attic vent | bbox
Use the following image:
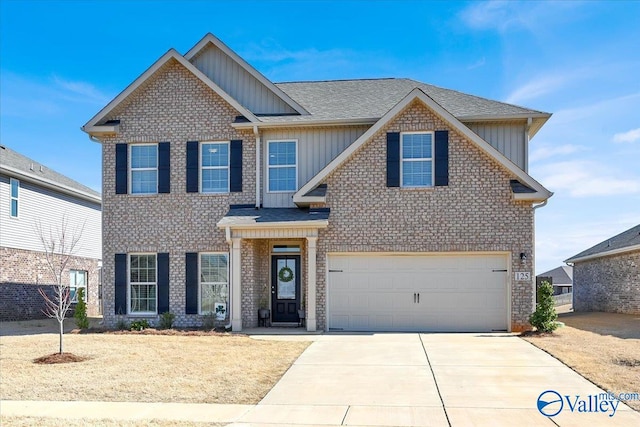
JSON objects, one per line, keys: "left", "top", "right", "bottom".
{"left": 39, "top": 165, "right": 44, "bottom": 172}
{"left": 29, "top": 163, "right": 34, "bottom": 170}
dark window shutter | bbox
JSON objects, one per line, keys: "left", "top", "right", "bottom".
{"left": 158, "top": 142, "right": 171, "bottom": 194}
{"left": 186, "top": 141, "right": 199, "bottom": 193}
{"left": 230, "top": 140, "right": 243, "bottom": 192}
{"left": 434, "top": 130, "right": 449, "bottom": 186}
{"left": 386, "top": 132, "right": 400, "bottom": 187}
{"left": 157, "top": 253, "right": 170, "bottom": 313}
{"left": 114, "top": 253, "right": 127, "bottom": 315}
{"left": 185, "top": 252, "right": 198, "bottom": 314}
{"left": 115, "top": 144, "right": 128, "bottom": 194}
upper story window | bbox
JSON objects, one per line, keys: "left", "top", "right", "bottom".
{"left": 69, "top": 270, "right": 87, "bottom": 303}
{"left": 130, "top": 144, "right": 158, "bottom": 194}
{"left": 10, "top": 178, "right": 19, "bottom": 217}
{"left": 268, "top": 140, "right": 297, "bottom": 192}
{"left": 129, "top": 253, "right": 157, "bottom": 314}
{"left": 201, "top": 142, "right": 229, "bottom": 193}
{"left": 401, "top": 132, "right": 433, "bottom": 187}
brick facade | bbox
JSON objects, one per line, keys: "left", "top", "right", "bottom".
{"left": 317, "top": 100, "right": 535, "bottom": 331}
{"left": 99, "top": 60, "right": 537, "bottom": 331}
{"left": 573, "top": 250, "right": 640, "bottom": 315}
{"left": 0, "top": 247, "right": 101, "bottom": 320}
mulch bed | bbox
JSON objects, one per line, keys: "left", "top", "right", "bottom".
{"left": 69, "top": 327, "right": 232, "bottom": 336}
{"left": 33, "top": 353, "right": 89, "bottom": 364}
{"left": 520, "top": 330, "right": 559, "bottom": 338}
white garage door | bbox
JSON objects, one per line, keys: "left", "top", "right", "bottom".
{"left": 328, "top": 253, "right": 509, "bottom": 332}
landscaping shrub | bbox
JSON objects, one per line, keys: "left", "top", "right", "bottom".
{"left": 73, "top": 288, "right": 90, "bottom": 329}
{"left": 129, "top": 319, "right": 150, "bottom": 331}
{"left": 529, "top": 280, "right": 558, "bottom": 332}
{"left": 159, "top": 312, "right": 175, "bottom": 329}
{"left": 202, "top": 312, "right": 216, "bottom": 330}
{"left": 115, "top": 318, "right": 129, "bottom": 330}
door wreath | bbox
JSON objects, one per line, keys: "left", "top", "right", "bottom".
{"left": 278, "top": 266, "right": 294, "bottom": 282}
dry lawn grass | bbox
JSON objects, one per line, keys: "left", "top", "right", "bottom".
{"left": 0, "top": 416, "right": 224, "bottom": 427}
{"left": 522, "top": 312, "right": 640, "bottom": 411}
{"left": 0, "top": 331, "right": 308, "bottom": 404}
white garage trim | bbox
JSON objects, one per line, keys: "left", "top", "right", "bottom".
{"left": 325, "top": 252, "right": 512, "bottom": 332}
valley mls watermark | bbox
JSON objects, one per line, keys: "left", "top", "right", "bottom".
{"left": 537, "top": 390, "right": 639, "bottom": 418}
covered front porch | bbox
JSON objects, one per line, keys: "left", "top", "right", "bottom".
{"left": 217, "top": 206, "right": 330, "bottom": 332}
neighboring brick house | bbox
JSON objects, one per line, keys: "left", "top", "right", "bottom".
{"left": 83, "top": 33, "right": 552, "bottom": 332}
{"left": 0, "top": 145, "right": 102, "bottom": 320}
{"left": 566, "top": 224, "right": 640, "bottom": 315}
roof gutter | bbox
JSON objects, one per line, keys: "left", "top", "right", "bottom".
{"left": 565, "top": 244, "right": 640, "bottom": 264}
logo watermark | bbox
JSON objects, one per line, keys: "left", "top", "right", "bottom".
{"left": 537, "top": 390, "right": 639, "bottom": 418}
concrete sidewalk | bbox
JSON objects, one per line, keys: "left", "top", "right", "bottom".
{"left": 2, "top": 333, "right": 639, "bottom": 426}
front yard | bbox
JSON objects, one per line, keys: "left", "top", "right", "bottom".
{"left": 0, "top": 325, "right": 309, "bottom": 405}
{"left": 522, "top": 311, "right": 640, "bottom": 411}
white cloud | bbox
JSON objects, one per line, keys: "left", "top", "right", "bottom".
{"left": 505, "top": 74, "right": 569, "bottom": 105}
{"left": 535, "top": 160, "right": 640, "bottom": 197}
{"left": 53, "top": 76, "right": 111, "bottom": 104}
{"left": 529, "top": 144, "right": 586, "bottom": 163}
{"left": 467, "top": 57, "right": 486, "bottom": 70}
{"left": 459, "top": 0, "right": 583, "bottom": 33}
{"left": 613, "top": 128, "right": 640, "bottom": 144}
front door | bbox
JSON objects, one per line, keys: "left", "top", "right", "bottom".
{"left": 271, "top": 255, "right": 301, "bottom": 323}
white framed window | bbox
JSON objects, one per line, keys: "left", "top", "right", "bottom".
{"left": 199, "top": 253, "right": 229, "bottom": 315}
{"left": 201, "top": 142, "right": 229, "bottom": 193}
{"left": 129, "top": 253, "right": 157, "bottom": 314}
{"left": 10, "top": 178, "right": 19, "bottom": 217}
{"left": 401, "top": 132, "right": 433, "bottom": 187}
{"left": 69, "top": 270, "right": 88, "bottom": 303}
{"left": 130, "top": 144, "right": 158, "bottom": 194}
{"left": 267, "top": 140, "right": 297, "bottom": 192}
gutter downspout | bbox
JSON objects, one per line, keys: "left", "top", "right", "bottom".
{"left": 254, "top": 125, "right": 261, "bottom": 209}
{"left": 225, "top": 226, "right": 232, "bottom": 330}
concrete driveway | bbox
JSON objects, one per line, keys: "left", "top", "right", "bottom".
{"left": 234, "top": 333, "right": 640, "bottom": 426}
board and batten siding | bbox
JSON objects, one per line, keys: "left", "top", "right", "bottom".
{"left": 262, "top": 126, "right": 369, "bottom": 207}
{"left": 190, "top": 44, "right": 297, "bottom": 115}
{"left": 0, "top": 174, "right": 101, "bottom": 260}
{"left": 464, "top": 121, "right": 527, "bottom": 171}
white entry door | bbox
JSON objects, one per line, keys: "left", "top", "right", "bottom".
{"left": 327, "top": 253, "right": 509, "bottom": 332}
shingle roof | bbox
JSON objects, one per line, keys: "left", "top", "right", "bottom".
{"left": 537, "top": 266, "right": 573, "bottom": 286}
{"left": 218, "top": 206, "right": 330, "bottom": 226}
{"left": 0, "top": 145, "right": 101, "bottom": 202}
{"left": 268, "top": 78, "right": 548, "bottom": 123}
{"left": 566, "top": 224, "right": 640, "bottom": 262}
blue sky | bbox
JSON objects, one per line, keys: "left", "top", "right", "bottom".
{"left": 1, "top": 0, "right": 639, "bottom": 273}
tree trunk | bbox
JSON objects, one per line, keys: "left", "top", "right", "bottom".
{"left": 59, "top": 319, "right": 64, "bottom": 354}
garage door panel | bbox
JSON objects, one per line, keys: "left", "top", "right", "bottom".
{"left": 328, "top": 253, "right": 508, "bottom": 332}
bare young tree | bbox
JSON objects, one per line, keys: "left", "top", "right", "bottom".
{"left": 35, "top": 215, "right": 85, "bottom": 354}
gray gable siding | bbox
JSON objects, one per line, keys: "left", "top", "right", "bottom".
{"left": 262, "top": 126, "right": 369, "bottom": 207}
{"left": 466, "top": 121, "right": 527, "bottom": 170}
{"left": 191, "top": 44, "right": 298, "bottom": 115}
{"left": 0, "top": 174, "right": 101, "bottom": 260}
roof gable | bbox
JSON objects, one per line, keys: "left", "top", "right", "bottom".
{"left": 83, "top": 49, "right": 258, "bottom": 134}
{"left": 537, "top": 265, "right": 573, "bottom": 285}
{"left": 566, "top": 224, "right": 640, "bottom": 263}
{"left": 185, "top": 33, "right": 309, "bottom": 116}
{"left": 294, "top": 88, "right": 552, "bottom": 204}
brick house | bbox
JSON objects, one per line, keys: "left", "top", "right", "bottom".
{"left": 0, "top": 145, "right": 102, "bottom": 320}
{"left": 83, "top": 33, "right": 552, "bottom": 332}
{"left": 566, "top": 224, "right": 640, "bottom": 315}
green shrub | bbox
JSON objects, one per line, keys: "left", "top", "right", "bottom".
{"left": 159, "top": 312, "right": 175, "bottom": 329}
{"left": 130, "top": 319, "right": 150, "bottom": 331}
{"left": 73, "top": 288, "right": 90, "bottom": 329}
{"left": 529, "top": 280, "right": 558, "bottom": 332}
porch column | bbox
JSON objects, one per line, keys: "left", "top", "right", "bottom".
{"left": 306, "top": 236, "right": 317, "bottom": 332}
{"left": 231, "top": 237, "right": 242, "bottom": 331}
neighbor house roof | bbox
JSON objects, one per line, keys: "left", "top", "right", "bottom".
{"left": 267, "top": 79, "right": 549, "bottom": 137}
{"left": 0, "top": 145, "right": 101, "bottom": 203}
{"left": 537, "top": 265, "right": 573, "bottom": 286}
{"left": 565, "top": 224, "right": 640, "bottom": 263}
